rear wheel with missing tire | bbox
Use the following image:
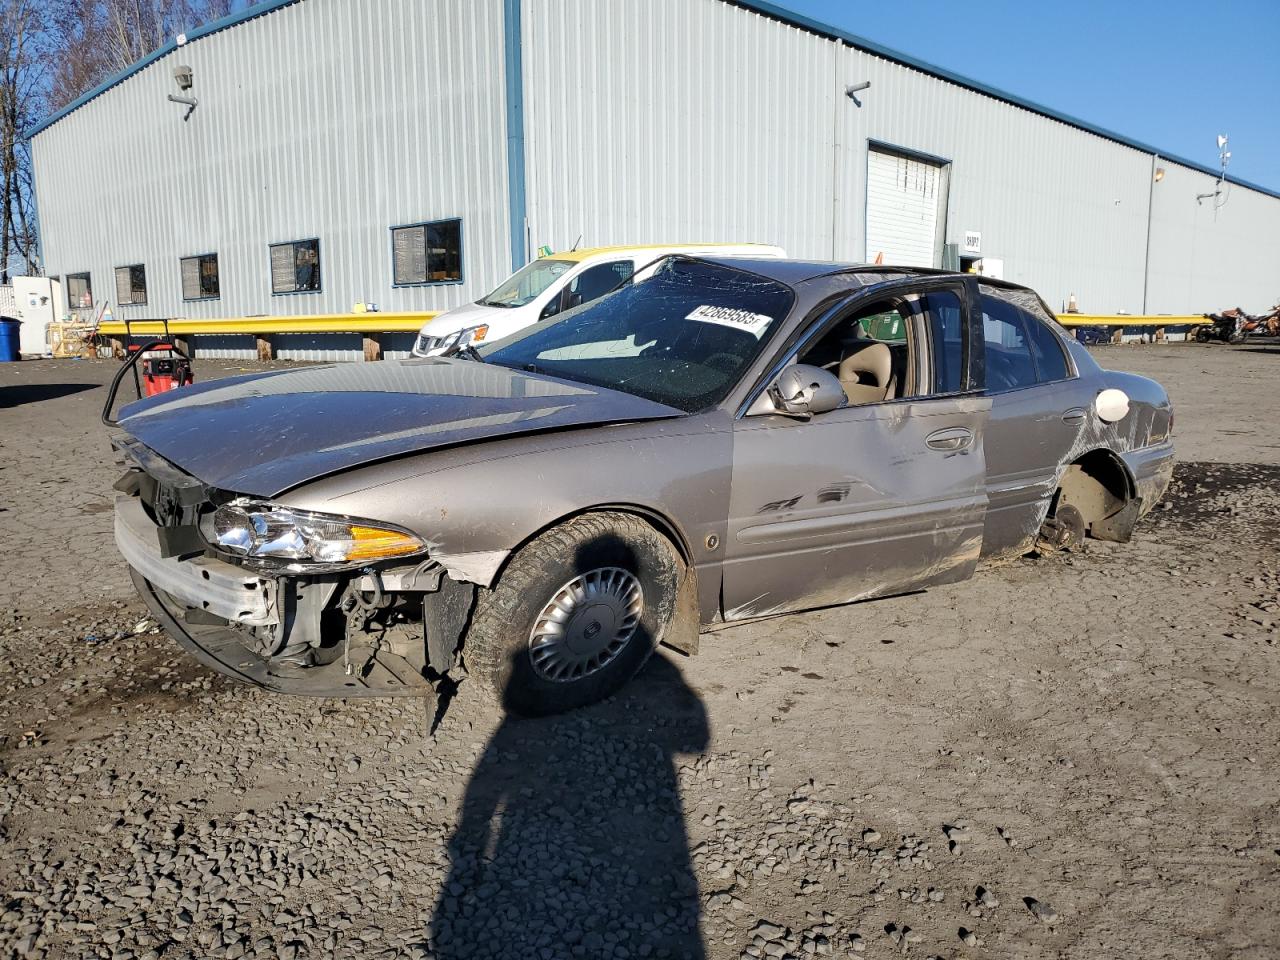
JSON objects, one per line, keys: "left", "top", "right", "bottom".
{"left": 462, "top": 512, "right": 682, "bottom": 716}
{"left": 1037, "top": 501, "right": 1086, "bottom": 552}
{"left": 1039, "top": 458, "right": 1135, "bottom": 552}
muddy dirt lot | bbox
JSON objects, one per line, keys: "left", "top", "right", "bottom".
{"left": 1, "top": 344, "right": 1278, "bottom": 960}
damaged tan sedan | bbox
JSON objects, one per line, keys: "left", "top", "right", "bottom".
{"left": 111, "top": 257, "right": 1174, "bottom": 714}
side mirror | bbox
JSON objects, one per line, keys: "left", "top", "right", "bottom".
{"left": 768, "top": 364, "right": 847, "bottom": 418}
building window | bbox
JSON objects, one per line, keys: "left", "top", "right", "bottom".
{"left": 114, "top": 264, "right": 147, "bottom": 305}
{"left": 66, "top": 272, "right": 92, "bottom": 308}
{"left": 180, "top": 253, "right": 220, "bottom": 301}
{"left": 269, "top": 238, "right": 321, "bottom": 294}
{"left": 391, "top": 218, "right": 462, "bottom": 285}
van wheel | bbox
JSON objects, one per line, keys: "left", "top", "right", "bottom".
{"left": 462, "top": 512, "right": 682, "bottom": 716}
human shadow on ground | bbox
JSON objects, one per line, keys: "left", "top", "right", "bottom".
{"left": 429, "top": 654, "right": 710, "bottom": 958}
{"left": 0, "top": 382, "right": 97, "bottom": 408}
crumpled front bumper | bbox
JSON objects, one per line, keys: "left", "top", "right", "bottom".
{"left": 117, "top": 494, "right": 432, "bottom": 698}
{"left": 115, "top": 495, "right": 277, "bottom": 625}
{"left": 130, "top": 570, "right": 431, "bottom": 697}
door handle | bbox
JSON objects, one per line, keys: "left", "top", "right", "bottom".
{"left": 925, "top": 427, "right": 973, "bottom": 451}
{"left": 1061, "top": 407, "right": 1088, "bottom": 424}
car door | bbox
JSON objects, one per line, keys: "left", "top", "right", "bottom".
{"left": 973, "top": 283, "right": 1095, "bottom": 557}
{"left": 720, "top": 279, "right": 991, "bottom": 620}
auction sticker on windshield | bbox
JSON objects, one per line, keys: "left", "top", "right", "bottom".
{"left": 685, "top": 304, "right": 773, "bottom": 338}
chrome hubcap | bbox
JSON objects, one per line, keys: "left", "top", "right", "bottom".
{"left": 528, "top": 567, "right": 643, "bottom": 682}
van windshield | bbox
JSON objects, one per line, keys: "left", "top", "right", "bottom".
{"left": 481, "top": 258, "right": 794, "bottom": 413}
{"left": 479, "top": 259, "right": 574, "bottom": 308}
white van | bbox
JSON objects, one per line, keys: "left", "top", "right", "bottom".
{"left": 411, "top": 243, "right": 785, "bottom": 357}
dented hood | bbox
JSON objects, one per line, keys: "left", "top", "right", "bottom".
{"left": 116, "top": 358, "right": 681, "bottom": 497}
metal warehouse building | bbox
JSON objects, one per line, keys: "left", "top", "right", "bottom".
{"left": 29, "top": 0, "right": 1280, "bottom": 352}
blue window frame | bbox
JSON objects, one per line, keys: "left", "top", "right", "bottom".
{"left": 180, "top": 253, "right": 220, "bottom": 301}
{"left": 391, "top": 218, "right": 463, "bottom": 286}
{"left": 114, "top": 264, "right": 148, "bottom": 305}
{"left": 66, "top": 271, "right": 92, "bottom": 309}
{"left": 269, "top": 238, "right": 321, "bottom": 295}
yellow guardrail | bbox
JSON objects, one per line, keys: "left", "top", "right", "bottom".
{"left": 98, "top": 311, "right": 1201, "bottom": 337}
{"left": 94, "top": 309, "right": 1203, "bottom": 360}
{"left": 97, "top": 312, "right": 439, "bottom": 337}
{"left": 1054, "top": 315, "right": 1201, "bottom": 327}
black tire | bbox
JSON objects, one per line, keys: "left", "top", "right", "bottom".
{"left": 463, "top": 511, "right": 682, "bottom": 716}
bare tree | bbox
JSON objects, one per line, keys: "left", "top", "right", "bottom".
{"left": 48, "top": 0, "right": 105, "bottom": 110}
{"left": 0, "top": 0, "right": 236, "bottom": 281}
{"left": 50, "top": 0, "right": 234, "bottom": 109}
{"left": 1, "top": 0, "right": 48, "bottom": 282}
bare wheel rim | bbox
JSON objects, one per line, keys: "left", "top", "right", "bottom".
{"left": 528, "top": 566, "right": 644, "bottom": 682}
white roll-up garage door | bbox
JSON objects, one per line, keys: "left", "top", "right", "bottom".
{"left": 865, "top": 148, "right": 945, "bottom": 268}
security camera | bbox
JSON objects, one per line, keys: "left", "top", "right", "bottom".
{"left": 174, "top": 65, "right": 193, "bottom": 91}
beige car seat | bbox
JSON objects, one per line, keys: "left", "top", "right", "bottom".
{"left": 838, "top": 341, "right": 893, "bottom": 404}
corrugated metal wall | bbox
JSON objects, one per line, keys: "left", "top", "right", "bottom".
{"left": 523, "top": 0, "right": 1278, "bottom": 315}
{"left": 30, "top": 0, "right": 1280, "bottom": 330}
{"left": 521, "top": 0, "right": 838, "bottom": 263}
{"left": 31, "top": 0, "right": 510, "bottom": 322}
{"left": 1145, "top": 162, "right": 1280, "bottom": 315}
{"left": 833, "top": 44, "right": 1152, "bottom": 313}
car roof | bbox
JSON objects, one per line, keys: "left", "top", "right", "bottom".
{"left": 537, "top": 243, "right": 783, "bottom": 264}
{"left": 695, "top": 256, "right": 970, "bottom": 286}
{"left": 703, "top": 256, "right": 1050, "bottom": 300}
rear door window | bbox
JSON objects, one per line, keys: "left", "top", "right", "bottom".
{"left": 979, "top": 295, "right": 1038, "bottom": 392}
{"left": 1023, "top": 313, "right": 1070, "bottom": 382}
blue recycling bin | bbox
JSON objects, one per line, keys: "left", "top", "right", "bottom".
{"left": 0, "top": 318, "right": 20, "bottom": 361}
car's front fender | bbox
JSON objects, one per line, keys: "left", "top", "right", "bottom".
{"left": 281, "top": 413, "right": 734, "bottom": 619}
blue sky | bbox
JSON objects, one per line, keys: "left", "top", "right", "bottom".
{"left": 781, "top": 0, "right": 1280, "bottom": 191}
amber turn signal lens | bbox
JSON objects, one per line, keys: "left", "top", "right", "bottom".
{"left": 346, "top": 526, "right": 425, "bottom": 561}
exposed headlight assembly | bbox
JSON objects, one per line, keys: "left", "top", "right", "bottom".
{"left": 202, "top": 501, "right": 425, "bottom": 571}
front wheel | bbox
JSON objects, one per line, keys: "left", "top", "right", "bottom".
{"left": 462, "top": 512, "right": 682, "bottom": 716}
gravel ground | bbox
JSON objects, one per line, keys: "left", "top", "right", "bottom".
{"left": 1, "top": 344, "right": 1278, "bottom": 960}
